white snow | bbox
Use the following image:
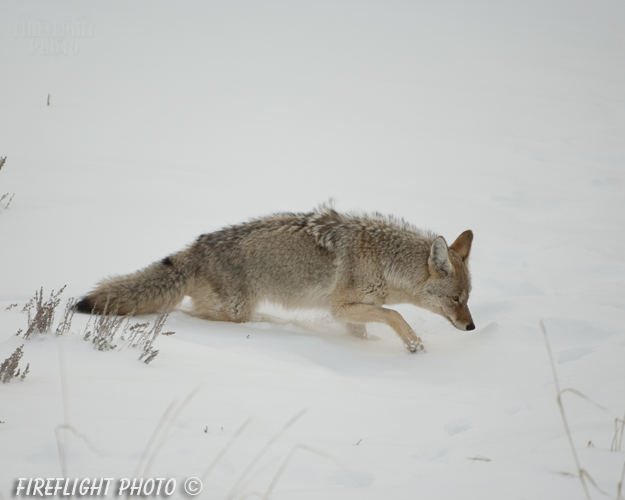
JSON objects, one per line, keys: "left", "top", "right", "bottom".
{"left": 1, "top": 1, "right": 624, "bottom": 499}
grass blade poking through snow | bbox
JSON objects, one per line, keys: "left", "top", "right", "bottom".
{"left": 21, "top": 286, "right": 66, "bottom": 339}
{"left": 83, "top": 304, "right": 174, "bottom": 363}
{"left": 140, "top": 385, "right": 202, "bottom": 479}
{"left": 541, "top": 320, "right": 592, "bottom": 499}
{"left": 0, "top": 345, "right": 29, "bottom": 383}
{"left": 0, "top": 156, "right": 15, "bottom": 209}
{"left": 542, "top": 320, "right": 625, "bottom": 499}
{"left": 200, "top": 417, "right": 254, "bottom": 484}
{"left": 56, "top": 298, "right": 78, "bottom": 336}
{"left": 132, "top": 400, "right": 177, "bottom": 481}
{"left": 225, "top": 409, "right": 308, "bottom": 500}
{"left": 262, "top": 444, "right": 357, "bottom": 500}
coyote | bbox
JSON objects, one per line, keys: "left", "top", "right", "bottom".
{"left": 76, "top": 205, "right": 474, "bottom": 352}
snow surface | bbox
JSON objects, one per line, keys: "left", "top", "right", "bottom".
{"left": 1, "top": 1, "right": 625, "bottom": 499}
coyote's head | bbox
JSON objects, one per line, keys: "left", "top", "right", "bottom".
{"left": 424, "top": 230, "right": 475, "bottom": 331}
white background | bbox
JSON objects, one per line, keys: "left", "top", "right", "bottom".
{"left": 1, "top": 1, "right": 624, "bottom": 499}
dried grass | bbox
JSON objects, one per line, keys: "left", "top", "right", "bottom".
{"left": 0, "top": 156, "right": 15, "bottom": 209}
{"left": 15, "top": 286, "right": 173, "bottom": 364}
{"left": 541, "top": 320, "right": 625, "bottom": 500}
{"left": 55, "top": 298, "right": 78, "bottom": 336}
{"left": 21, "top": 286, "right": 66, "bottom": 339}
{"left": 83, "top": 302, "right": 173, "bottom": 363}
{"left": 83, "top": 306, "right": 124, "bottom": 351}
{"left": 0, "top": 345, "right": 29, "bottom": 383}
{"left": 225, "top": 409, "right": 308, "bottom": 500}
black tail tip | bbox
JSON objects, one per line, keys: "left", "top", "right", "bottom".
{"left": 75, "top": 297, "right": 94, "bottom": 314}
{"left": 466, "top": 323, "right": 476, "bottom": 331}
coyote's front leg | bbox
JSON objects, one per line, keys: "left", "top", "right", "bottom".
{"left": 332, "top": 303, "right": 425, "bottom": 353}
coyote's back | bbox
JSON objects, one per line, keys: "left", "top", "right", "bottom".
{"left": 77, "top": 205, "right": 475, "bottom": 352}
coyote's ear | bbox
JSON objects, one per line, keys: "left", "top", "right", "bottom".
{"left": 450, "top": 230, "right": 473, "bottom": 262}
{"left": 429, "top": 236, "right": 452, "bottom": 276}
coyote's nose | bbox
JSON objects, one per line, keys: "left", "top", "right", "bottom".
{"left": 466, "top": 323, "right": 475, "bottom": 331}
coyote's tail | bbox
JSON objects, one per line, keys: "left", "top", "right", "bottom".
{"left": 75, "top": 252, "right": 193, "bottom": 315}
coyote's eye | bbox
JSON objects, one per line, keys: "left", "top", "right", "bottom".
{"left": 452, "top": 296, "right": 459, "bottom": 302}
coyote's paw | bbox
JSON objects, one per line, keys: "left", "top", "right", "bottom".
{"left": 405, "top": 337, "right": 425, "bottom": 354}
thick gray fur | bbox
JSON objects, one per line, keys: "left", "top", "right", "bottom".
{"left": 77, "top": 204, "right": 475, "bottom": 352}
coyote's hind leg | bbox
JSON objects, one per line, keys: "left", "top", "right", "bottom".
{"left": 189, "top": 283, "right": 255, "bottom": 323}
{"left": 347, "top": 322, "right": 370, "bottom": 339}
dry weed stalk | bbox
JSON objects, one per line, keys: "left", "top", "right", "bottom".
{"left": 135, "top": 386, "right": 201, "bottom": 479}
{"left": 200, "top": 417, "right": 254, "bottom": 484}
{"left": 84, "top": 302, "right": 173, "bottom": 363}
{"left": 0, "top": 193, "right": 15, "bottom": 209}
{"left": 261, "top": 443, "right": 355, "bottom": 500}
{"left": 138, "top": 311, "right": 174, "bottom": 364}
{"left": 119, "top": 309, "right": 174, "bottom": 363}
{"left": 618, "top": 462, "right": 625, "bottom": 500}
{"left": 541, "top": 321, "right": 625, "bottom": 500}
{"left": 56, "top": 298, "right": 78, "bottom": 336}
{"left": 613, "top": 411, "right": 625, "bottom": 454}
{"left": 83, "top": 308, "right": 124, "bottom": 351}
{"left": 22, "top": 286, "right": 67, "bottom": 339}
{"left": 226, "top": 409, "right": 308, "bottom": 500}
{"left": 1, "top": 345, "right": 29, "bottom": 383}
{"left": 121, "top": 320, "right": 150, "bottom": 346}
{"left": 556, "top": 386, "right": 625, "bottom": 454}
{"left": 0, "top": 156, "right": 15, "bottom": 209}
